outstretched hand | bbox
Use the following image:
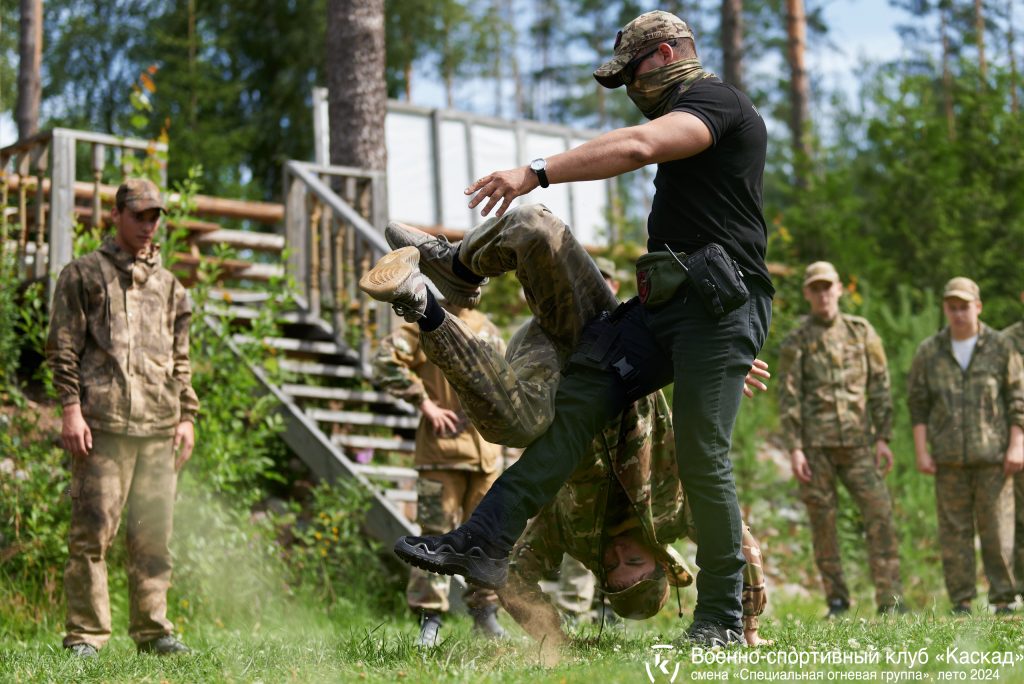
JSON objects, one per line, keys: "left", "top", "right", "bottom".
{"left": 743, "top": 359, "right": 771, "bottom": 398}
{"left": 465, "top": 166, "right": 539, "bottom": 218}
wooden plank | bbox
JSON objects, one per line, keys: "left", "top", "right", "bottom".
{"left": 232, "top": 335, "right": 356, "bottom": 360}
{"left": 384, "top": 489, "right": 417, "bottom": 503}
{"left": 331, "top": 434, "right": 416, "bottom": 452}
{"left": 278, "top": 359, "right": 358, "bottom": 379}
{"left": 195, "top": 229, "right": 285, "bottom": 251}
{"left": 306, "top": 408, "right": 420, "bottom": 430}
{"left": 352, "top": 464, "right": 419, "bottom": 482}
{"left": 281, "top": 383, "right": 416, "bottom": 410}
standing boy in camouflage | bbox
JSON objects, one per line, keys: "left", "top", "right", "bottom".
{"left": 361, "top": 213, "right": 771, "bottom": 647}
{"left": 777, "top": 261, "right": 903, "bottom": 617}
{"left": 1002, "top": 293, "right": 1024, "bottom": 599}
{"left": 373, "top": 303, "right": 507, "bottom": 646}
{"left": 908, "top": 277, "right": 1024, "bottom": 614}
{"left": 47, "top": 179, "right": 198, "bottom": 657}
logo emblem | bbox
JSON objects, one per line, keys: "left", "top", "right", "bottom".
{"left": 637, "top": 269, "right": 651, "bottom": 304}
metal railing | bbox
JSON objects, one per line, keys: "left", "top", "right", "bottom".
{"left": 0, "top": 128, "right": 167, "bottom": 297}
{"left": 283, "top": 159, "right": 395, "bottom": 375}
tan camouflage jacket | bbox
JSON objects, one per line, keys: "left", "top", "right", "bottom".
{"left": 777, "top": 313, "right": 893, "bottom": 451}
{"left": 509, "top": 390, "right": 766, "bottom": 627}
{"left": 908, "top": 324, "right": 1024, "bottom": 465}
{"left": 373, "top": 307, "right": 504, "bottom": 472}
{"left": 1004, "top": 321, "right": 1024, "bottom": 358}
{"left": 46, "top": 238, "right": 199, "bottom": 437}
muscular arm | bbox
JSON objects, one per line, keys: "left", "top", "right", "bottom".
{"left": 467, "top": 113, "right": 713, "bottom": 217}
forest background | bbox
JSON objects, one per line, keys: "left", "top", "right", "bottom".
{"left": 1, "top": 0, "right": 1024, "bottom": 681}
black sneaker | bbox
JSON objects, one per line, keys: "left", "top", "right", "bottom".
{"left": 951, "top": 602, "right": 971, "bottom": 616}
{"left": 394, "top": 527, "right": 509, "bottom": 590}
{"left": 685, "top": 619, "right": 744, "bottom": 648}
{"left": 137, "top": 635, "right": 191, "bottom": 655}
{"left": 826, "top": 598, "right": 850, "bottom": 619}
{"left": 993, "top": 604, "right": 1015, "bottom": 616}
{"left": 66, "top": 642, "right": 98, "bottom": 658}
{"left": 469, "top": 604, "right": 507, "bottom": 640}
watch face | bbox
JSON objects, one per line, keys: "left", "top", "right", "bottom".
{"left": 531, "top": 158, "right": 545, "bottom": 172}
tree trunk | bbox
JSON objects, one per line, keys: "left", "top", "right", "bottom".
{"left": 721, "top": 0, "right": 745, "bottom": 91}
{"left": 16, "top": 0, "right": 43, "bottom": 140}
{"left": 785, "top": 0, "right": 811, "bottom": 183}
{"left": 326, "top": 0, "right": 388, "bottom": 171}
{"left": 941, "top": 4, "right": 956, "bottom": 140}
{"left": 974, "top": 0, "right": 986, "bottom": 78}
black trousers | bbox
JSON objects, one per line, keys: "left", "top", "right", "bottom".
{"left": 467, "top": 281, "right": 772, "bottom": 628}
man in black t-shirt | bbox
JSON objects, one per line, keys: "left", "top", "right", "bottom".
{"left": 382, "top": 10, "right": 773, "bottom": 648}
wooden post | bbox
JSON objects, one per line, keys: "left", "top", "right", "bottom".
{"left": 284, "top": 170, "right": 310, "bottom": 307}
{"left": 49, "top": 130, "right": 76, "bottom": 302}
{"left": 16, "top": 153, "right": 29, "bottom": 268}
{"left": 309, "top": 196, "right": 322, "bottom": 318}
{"left": 92, "top": 143, "right": 105, "bottom": 231}
{"left": 31, "top": 143, "right": 48, "bottom": 279}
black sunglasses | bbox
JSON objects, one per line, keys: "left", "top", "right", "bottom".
{"left": 621, "top": 39, "right": 677, "bottom": 85}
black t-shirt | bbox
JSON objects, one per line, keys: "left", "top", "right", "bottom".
{"left": 646, "top": 77, "right": 773, "bottom": 291}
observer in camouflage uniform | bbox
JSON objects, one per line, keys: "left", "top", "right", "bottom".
{"left": 410, "top": 208, "right": 766, "bottom": 640}
{"left": 777, "top": 263, "right": 903, "bottom": 611}
{"left": 1002, "top": 319, "right": 1024, "bottom": 595}
{"left": 909, "top": 299, "right": 1024, "bottom": 608}
{"left": 46, "top": 184, "right": 199, "bottom": 650}
{"left": 373, "top": 306, "right": 505, "bottom": 616}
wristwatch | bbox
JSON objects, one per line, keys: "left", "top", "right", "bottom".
{"left": 529, "top": 158, "right": 550, "bottom": 188}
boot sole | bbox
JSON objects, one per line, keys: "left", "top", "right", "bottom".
{"left": 358, "top": 247, "right": 421, "bottom": 301}
{"left": 394, "top": 536, "right": 509, "bottom": 590}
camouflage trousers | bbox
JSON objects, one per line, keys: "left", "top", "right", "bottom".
{"left": 551, "top": 554, "right": 596, "bottom": 617}
{"left": 407, "top": 469, "right": 500, "bottom": 613}
{"left": 935, "top": 464, "right": 1016, "bottom": 606}
{"left": 798, "top": 446, "right": 903, "bottom": 608}
{"left": 64, "top": 430, "right": 177, "bottom": 649}
{"left": 421, "top": 204, "right": 616, "bottom": 448}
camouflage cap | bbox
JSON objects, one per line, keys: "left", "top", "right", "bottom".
{"left": 116, "top": 178, "right": 166, "bottom": 213}
{"left": 593, "top": 11, "right": 694, "bottom": 89}
{"left": 604, "top": 567, "right": 670, "bottom": 620}
{"left": 594, "top": 256, "right": 627, "bottom": 283}
{"left": 943, "top": 276, "right": 980, "bottom": 302}
{"left": 802, "top": 261, "right": 841, "bottom": 287}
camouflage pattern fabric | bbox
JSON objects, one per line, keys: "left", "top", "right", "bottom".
{"left": 406, "top": 469, "right": 500, "bottom": 613}
{"left": 64, "top": 431, "right": 177, "bottom": 648}
{"left": 777, "top": 313, "right": 893, "bottom": 451}
{"left": 46, "top": 237, "right": 199, "bottom": 436}
{"left": 741, "top": 526, "right": 766, "bottom": 631}
{"left": 552, "top": 554, "right": 596, "bottom": 617}
{"left": 374, "top": 306, "right": 503, "bottom": 472}
{"left": 907, "top": 323, "right": 1024, "bottom": 465}
{"left": 934, "top": 464, "right": 1016, "bottom": 606}
{"left": 797, "top": 447, "right": 903, "bottom": 608}
{"left": 1001, "top": 320, "right": 1024, "bottom": 593}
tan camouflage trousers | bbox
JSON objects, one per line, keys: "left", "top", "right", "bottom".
{"left": 407, "top": 469, "right": 500, "bottom": 613}
{"left": 935, "top": 464, "right": 1016, "bottom": 606}
{"left": 64, "top": 430, "right": 177, "bottom": 649}
{"left": 798, "top": 446, "right": 903, "bottom": 608}
{"left": 420, "top": 204, "right": 616, "bottom": 448}
{"left": 552, "top": 553, "right": 596, "bottom": 617}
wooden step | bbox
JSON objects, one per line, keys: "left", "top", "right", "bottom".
{"left": 352, "top": 464, "right": 419, "bottom": 482}
{"left": 383, "top": 489, "right": 416, "bottom": 503}
{"left": 232, "top": 335, "right": 356, "bottom": 361}
{"left": 331, "top": 434, "right": 416, "bottom": 453}
{"left": 194, "top": 228, "right": 285, "bottom": 252}
{"left": 278, "top": 359, "right": 358, "bottom": 379}
{"left": 207, "top": 304, "right": 324, "bottom": 327}
{"left": 281, "top": 383, "right": 415, "bottom": 412}
{"left": 306, "top": 408, "right": 420, "bottom": 430}
{"left": 208, "top": 288, "right": 274, "bottom": 304}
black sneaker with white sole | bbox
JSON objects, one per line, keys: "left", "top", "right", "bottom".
{"left": 685, "top": 619, "right": 744, "bottom": 648}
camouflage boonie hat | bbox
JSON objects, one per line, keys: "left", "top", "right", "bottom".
{"left": 943, "top": 276, "right": 980, "bottom": 302}
{"left": 604, "top": 567, "right": 670, "bottom": 620}
{"left": 803, "top": 261, "right": 841, "bottom": 287}
{"left": 116, "top": 178, "right": 166, "bottom": 213}
{"left": 593, "top": 11, "right": 694, "bottom": 89}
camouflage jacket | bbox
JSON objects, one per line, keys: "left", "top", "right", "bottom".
{"left": 46, "top": 238, "right": 199, "bottom": 437}
{"left": 373, "top": 307, "right": 504, "bottom": 472}
{"left": 777, "top": 313, "right": 893, "bottom": 451}
{"left": 908, "top": 324, "right": 1024, "bottom": 465}
{"left": 1004, "top": 321, "right": 1024, "bottom": 358}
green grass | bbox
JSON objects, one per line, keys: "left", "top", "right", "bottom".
{"left": 4, "top": 598, "right": 1024, "bottom": 683}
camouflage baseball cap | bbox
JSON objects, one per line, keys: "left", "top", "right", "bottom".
{"left": 116, "top": 178, "right": 166, "bottom": 213}
{"left": 942, "top": 276, "right": 980, "bottom": 302}
{"left": 604, "top": 567, "right": 670, "bottom": 620}
{"left": 803, "top": 261, "right": 841, "bottom": 287}
{"left": 593, "top": 11, "right": 694, "bottom": 89}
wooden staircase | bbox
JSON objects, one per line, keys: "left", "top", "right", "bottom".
{"left": 1, "top": 128, "right": 431, "bottom": 548}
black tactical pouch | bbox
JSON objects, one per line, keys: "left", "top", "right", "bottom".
{"left": 679, "top": 243, "right": 749, "bottom": 318}
{"left": 567, "top": 298, "right": 672, "bottom": 403}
